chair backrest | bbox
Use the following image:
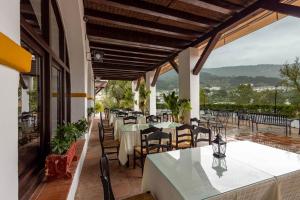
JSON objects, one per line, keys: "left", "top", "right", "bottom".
{"left": 117, "top": 111, "right": 128, "bottom": 117}
{"left": 216, "top": 111, "right": 230, "bottom": 125}
{"left": 100, "top": 154, "right": 115, "bottom": 200}
{"left": 162, "top": 113, "right": 169, "bottom": 122}
{"left": 190, "top": 117, "right": 200, "bottom": 126}
{"left": 191, "top": 126, "right": 211, "bottom": 147}
{"left": 145, "top": 131, "right": 172, "bottom": 154}
{"left": 123, "top": 116, "right": 138, "bottom": 125}
{"left": 98, "top": 123, "right": 105, "bottom": 154}
{"left": 146, "top": 115, "right": 161, "bottom": 123}
{"left": 140, "top": 127, "right": 162, "bottom": 156}
{"left": 132, "top": 111, "right": 143, "bottom": 117}
{"left": 175, "top": 124, "right": 193, "bottom": 149}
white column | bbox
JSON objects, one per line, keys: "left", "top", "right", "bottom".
{"left": 57, "top": 0, "right": 88, "bottom": 122}
{"left": 87, "top": 62, "right": 94, "bottom": 108}
{"left": 132, "top": 81, "right": 139, "bottom": 111}
{"left": 178, "top": 47, "right": 201, "bottom": 122}
{"left": 146, "top": 71, "right": 156, "bottom": 115}
{"left": 0, "top": 0, "right": 19, "bottom": 199}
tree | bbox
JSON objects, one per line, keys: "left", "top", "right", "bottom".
{"left": 280, "top": 57, "right": 300, "bottom": 93}
{"left": 231, "top": 84, "right": 255, "bottom": 104}
{"left": 139, "top": 82, "right": 151, "bottom": 114}
{"left": 200, "top": 88, "right": 209, "bottom": 105}
{"left": 103, "top": 80, "right": 134, "bottom": 109}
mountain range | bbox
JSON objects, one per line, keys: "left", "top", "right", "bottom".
{"left": 157, "top": 64, "right": 283, "bottom": 91}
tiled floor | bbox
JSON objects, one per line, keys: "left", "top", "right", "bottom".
{"left": 75, "top": 118, "right": 300, "bottom": 200}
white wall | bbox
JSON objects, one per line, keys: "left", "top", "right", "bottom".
{"left": 0, "top": 0, "right": 20, "bottom": 199}
{"left": 178, "top": 47, "right": 201, "bottom": 122}
{"left": 57, "top": 0, "right": 89, "bottom": 122}
{"left": 146, "top": 71, "right": 156, "bottom": 115}
{"left": 132, "top": 81, "right": 139, "bottom": 111}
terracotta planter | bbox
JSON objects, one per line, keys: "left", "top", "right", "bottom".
{"left": 45, "top": 141, "right": 78, "bottom": 180}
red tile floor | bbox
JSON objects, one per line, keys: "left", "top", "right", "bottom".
{"left": 75, "top": 118, "right": 300, "bottom": 200}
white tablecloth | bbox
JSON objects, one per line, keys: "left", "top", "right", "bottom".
{"left": 118, "top": 122, "right": 181, "bottom": 165}
{"left": 142, "top": 141, "right": 300, "bottom": 200}
{"left": 113, "top": 116, "right": 146, "bottom": 140}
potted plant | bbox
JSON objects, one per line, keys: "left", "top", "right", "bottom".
{"left": 163, "top": 91, "right": 192, "bottom": 123}
{"left": 45, "top": 120, "right": 86, "bottom": 179}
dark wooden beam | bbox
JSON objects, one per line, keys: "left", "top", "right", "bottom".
{"left": 88, "top": 35, "right": 180, "bottom": 52}
{"left": 151, "top": 67, "right": 162, "bottom": 87}
{"left": 193, "top": 0, "right": 244, "bottom": 13}
{"left": 193, "top": 32, "right": 222, "bottom": 75}
{"left": 88, "top": 0, "right": 220, "bottom": 28}
{"left": 262, "top": 2, "right": 300, "bottom": 19}
{"left": 169, "top": 59, "right": 179, "bottom": 73}
{"left": 102, "top": 61, "right": 152, "bottom": 68}
{"left": 92, "top": 63, "right": 151, "bottom": 71}
{"left": 84, "top": 9, "right": 202, "bottom": 40}
{"left": 103, "top": 57, "right": 158, "bottom": 65}
{"left": 190, "top": 0, "right": 266, "bottom": 47}
{"left": 90, "top": 43, "right": 170, "bottom": 57}
{"left": 87, "top": 24, "right": 189, "bottom": 51}
{"left": 103, "top": 53, "right": 161, "bottom": 62}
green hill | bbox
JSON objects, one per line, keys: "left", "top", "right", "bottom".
{"left": 157, "top": 64, "right": 282, "bottom": 91}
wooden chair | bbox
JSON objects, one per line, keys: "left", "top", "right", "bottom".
{"left": 146, "top": 115, "right": 161, "bottom": 123}
{"left": 133, "top": 127, "right": 162, "bottom": 171}
{"left": 192, "top": 126, "right": 212, "bottom": 147}
{"left": 123, "top": 116, "right": 138, "bottom": 125}
{"left": 100, "top": 112, "right": 114, "bottom": 140}
{"left": 190, "top": 117, "right": 207, "bottom": 127}
{"left": 98, "top": 123, "right": 119, "bottom": 161}
{"left": 145, "top": 131, "right": 172, "bottom": 154}
{"left": 100, "top": 154, "right": 154, "bottom": 200}
{"left": 104, "top": 108, "right": 110, "bottom": 120}
{"left": 117, "top": 111, "right": 128, "bottom": 117}
{"left": 132, "top": 111, "right": 143, "bottom": 117}
{"left": 172, "top": 124, "right": 193, "bottom": 150}
{"left": 162, "top": 113, "right": 169, "bottom": 122}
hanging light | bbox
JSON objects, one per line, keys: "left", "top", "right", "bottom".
{"left": 212, "top": 133, "right": 226, "bottom": 158}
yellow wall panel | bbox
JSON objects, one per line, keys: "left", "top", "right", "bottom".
{"left": 0, "top": 32, "right": 32, "bottom": 72}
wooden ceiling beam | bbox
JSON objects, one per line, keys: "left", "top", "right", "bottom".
{"left": 102, "top": 57, "right": 158, "bottom": 65}
{"left": 87, "top": 24, "right": 189, "bottom": 50}
{"left": 151, "top": 66, "right": 162, "bottom": 87}
{"left": 193, "top": 0, "right": 244, "bottom": 13}
{"left": 169, "top": 59, "right": 179, "bottom": 73}
{"left": 102, "top": 61, "right": 152, "bottom": 68}
{"left": 88, "top": 35, "right": 180, "bottom": 52}
{"left": 190, "top": 0, "right": 267, "bottom": 47}
{"left": 92, "top": 63, "right": 151, "bottom": 71}
{"left": 88, "top": 0, "right": 220, "bottom": 28}
{"left": 103, "top": 53, "right": 161, "bottom": 62}
{"left": 85, "top": 9, "right": 202, "bottom": 40}
{"left": 262, "top": 2, "right": 300, "bottom": 19}
{"left": 193, "top": 32, "right": 222, "bottom": 75}
{"left": 90, "top": 43, "right": 170, "bottom": 58}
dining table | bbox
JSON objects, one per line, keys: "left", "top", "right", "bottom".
{"left": 112, "top": 116, "right": 146, "bottom": 140}
{"left": 142, "top": 141, "right": 300, "bottom": 200}
{"left": 118, "top": 122, "right": 182, "bottom": 165}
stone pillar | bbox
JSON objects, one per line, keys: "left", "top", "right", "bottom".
{"left": 145, "top": 71, "right": 156, "bottom": 115}
{"left": 57, "top": 0, "right": 88, "bottom": 122}
{"left": 0, "top": 0, "right": 20, "bottom": 198}
{"left": 178, "top": 47, "right": 201, "bottom": 122}
{"left": 132, "top": 80, "right": 139, "bottom": 111}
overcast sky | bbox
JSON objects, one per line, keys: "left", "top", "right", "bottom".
{"left": 204, "top": 16, "right": 300, "bottom": 69}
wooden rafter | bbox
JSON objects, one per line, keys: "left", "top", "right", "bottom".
{"left": 169, "top": 59, "right": 179, "bottom": 73}
{"left": 84, "top": 9, "right": 202, "bottom": 40}
{"left": 88, "top": 0, "right": 220, "bottom": 28}
{"left": 92, "top": 63, "right": 151, "bottom": 71}
{"left": 262, "top": 2, "right": 300, "bottom": 19}
{"left": 151, "top": 66, "right": 162, "bottom": 87}
{"left": 193, "top": 32, "right": 222, "bottom": 75}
